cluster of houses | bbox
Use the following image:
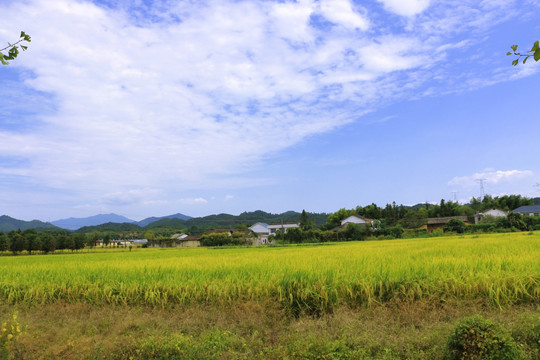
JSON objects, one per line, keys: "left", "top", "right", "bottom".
{"left": 142, "top": 205, "right": 540, "bottom": 248}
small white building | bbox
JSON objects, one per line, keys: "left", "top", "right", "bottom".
{"left": 248, "top": 222, "right": 269, "bottom": 234}
{"left": 248, "top": 222, "right": 300, "bottom": 245}
{"left": 267, "top": 222, "right": 299, "bottom": 235}
{"left": 340, "top": 214, "right": 371, "bottom": 226}
{"left": 474, "top": 209, "right": 507, "bottom": 224}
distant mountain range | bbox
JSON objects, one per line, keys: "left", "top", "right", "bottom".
{"left": 0, "top": 215, "right": 59, "bottom": 232}
{"left": 73, "top": 210, "right": 328, "bottom": 234}
{"left": 0, "top": 210, "right": 326, "bottom": 233}
{"left": 136, "top": 213, "right": 192, "bottom": 227}
{"left": 51, "top": 212, "right": 192, "bottom": 230}
{"left": 51, "top": 213, "right": 136, "bottom": 230}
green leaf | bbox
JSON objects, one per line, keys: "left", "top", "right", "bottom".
{"left": 511, "top": 45, "right": 518, "bottom": 51}
{"left": 8, "top": 47, "right": 19, "bottom": 58}
{"left": 21, "top": 45, "right": 27, "bottom": 51}
{"left": 0, "top": 53, "right": 8, "bottom": 65}
{"left": 20, "top": 31, "right": 26, "bottom": 38}
{"left": 534, "top": 49, "right": 540, "bottom": 62}
{"left": 523, "top": 56, "right": 528, "bottom": 64}
{"left": 512, "top": 59, "right": 519, "bottom": 66}
{"left": 531, "top": 40, "right": 539, "bottom": 52}
{"left": 506, "top": 52, "right": 512, "bottom": 56}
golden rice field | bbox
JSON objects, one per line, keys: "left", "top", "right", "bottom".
{"left": 0, "top": 232, "right": 539, "bottom": 315}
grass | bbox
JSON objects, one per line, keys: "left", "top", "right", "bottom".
{"left": 0, "top": 232, "right": 539, "bottom": 358}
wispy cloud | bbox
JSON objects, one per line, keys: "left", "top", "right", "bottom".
{"left": 180, "top": 197, "right": 208, "bottom": 205}
{"left": 377, "top": 0, "right": 431, "bottom": 17}
{"left": 0, "top": 0, "right": 537, "bottom": 216}
{"left": 448, "top": 170, "right": 534, "bottom": 189}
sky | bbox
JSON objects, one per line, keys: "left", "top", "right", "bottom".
{"left": 0, "top": 0, "right": 539, "bottom": 222}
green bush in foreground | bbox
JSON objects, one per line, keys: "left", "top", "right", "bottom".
{"left": 446, "top": 316, "right": 524, "bottom": 360}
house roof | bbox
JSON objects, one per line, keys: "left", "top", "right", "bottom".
{"left": 342, "top": 214, "right": 373, "bottom": 222}
{"left": 250, "top": 222, "right": 269, "bottom": 227}
{"left": 171, "top": 233, "right": 187, "bottom": 239}
{"left": 513, "top": 205, "right": 540, "bottom": 213}
{"left": 268, "top": 222, "right": 299, "bottom": 226}
{"left": 475, "top": 208, "right": 507, "bottom": 216}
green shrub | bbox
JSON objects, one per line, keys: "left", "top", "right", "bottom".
{"left": 443, "top": 219, "right": 466, "bottom": 234}
{"left": 446, "top": 316, "right": 524, "bottom": 360}
{"left": 511, "top": 314, "right": 540, "bottom": 355}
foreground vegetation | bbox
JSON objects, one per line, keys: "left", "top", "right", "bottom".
{"left": 2, "top": 302, "right": 539, "bottom": 359}
{"left": 0, "top": 232, "right": 539, "bottom": 358}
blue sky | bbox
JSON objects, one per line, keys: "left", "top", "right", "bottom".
{"left": 0, "top": 0, "right": 539, "bottom": 221}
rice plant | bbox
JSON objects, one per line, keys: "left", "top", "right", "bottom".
{"left": 0, "top": 232, "right": 538, "bottom": 315}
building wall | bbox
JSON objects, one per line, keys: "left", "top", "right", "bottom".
{"left": 267, "top": 223, "right": 299, "bottom": 235}
{"left": 177, "top": 240, "right": 200, "bottom": 247}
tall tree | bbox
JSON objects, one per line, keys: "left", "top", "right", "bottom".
{"left": 23, "top": 229, "right": 40, "bottom": 254}
{"left": 299, "top": 210, "right": 314, "bottom": 231}
{"left": 8, "top": 230, "right": 27, "bottom": 255}
{"left": 40, "top": 233, "right": 56, "bottom": 254}
{"left": 0, "top": 233, "right": 8, "bottom": 252}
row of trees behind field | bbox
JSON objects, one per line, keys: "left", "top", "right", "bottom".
{"left": 323, "top": 194, "right": 535, "bottom": 229}
{"left": 1, "top": 194, "right": 538, "bottom": 253}
{"left": 0, "top": 229, "right": 120, "bottom": 255}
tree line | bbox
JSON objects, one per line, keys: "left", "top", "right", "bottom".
{"left": 0, "top": 229, "right": 128, "bottom": 255}
{"left": 323, "top": 195, "right": 535, "bottom": 230}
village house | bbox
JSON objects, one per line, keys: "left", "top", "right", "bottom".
{"left": 149, "top": 234, "right": 201, "bottom": 248}
{"left": 248, "top": 222, "right": 300, "bottom": 245}
{"left": 340, "top": 214, "right": 373, "bottom": 227}
{"left": 425, "top": 216, "right": 471, "bottom": 233}
{"left": 513, "top": 205, "right": 540, "bottom": 216}
{"left": 474, "top": 209, "right": 507, "bottom": 224}
{"left": 173, "top": 235, "right": 201, "bottom": 248}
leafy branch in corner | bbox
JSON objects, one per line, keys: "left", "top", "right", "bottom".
{"left": 507, "top": 40, "right": 540, "bottom": 66}
{"left": 1, "top": 31, "right": 31, "bottom": 65}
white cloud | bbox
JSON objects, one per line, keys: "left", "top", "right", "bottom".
{"left": 269, "top": 0, "right": 315, "bottom": 43}
{"left": 101, "top": 189, "right": 161, "bottom": 206}
{"left": 448, "top": 170, "right": 534, "bottom": 188}
{"left": 180, "top": 197, "right": 208, "bottom": 205}
{"left": 378, "top": 0, "right": 431, "bottom": 16}
{"left": 0, "top": 0, "right": 537, "bottom": 216}
{"left": 319, "top": 0, "right": 369, "bottom": 30}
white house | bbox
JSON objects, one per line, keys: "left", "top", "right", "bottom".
{"left": 248, "top": 222, "right": 269, "bottom": 234}
{"left": 248, "top": 221, "right": 300, "bottom": 245}
{"left": 267, "top": 222, "right": 299, "bottom": 235}
{"left": 249, "top": 222, "right": 300, "bottom": 235}
{"left": 474, "top": 209, "right": 507, "bottom": 224}
{"left": 340, "top": 214, "right": 371, "bottom": 226}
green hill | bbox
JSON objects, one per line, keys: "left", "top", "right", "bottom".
{"left": 0, "top": 215, "right": 59, "bottom": 232}
{"left": 145, "top": 210, "right": 328, "bottom": 230}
